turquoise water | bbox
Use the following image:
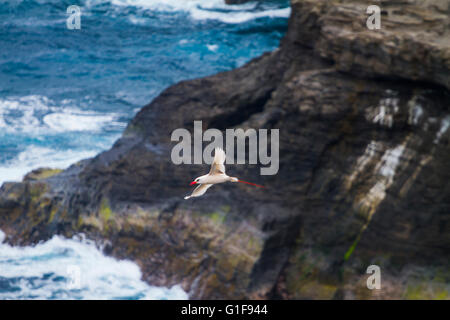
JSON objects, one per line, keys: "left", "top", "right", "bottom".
{"left": 0, "top": 0, "right": 289, "bottom": 184}
{"left": 0, "top": 0, "right": 289, "bottom": 299}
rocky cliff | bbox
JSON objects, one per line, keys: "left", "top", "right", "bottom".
{"left": 1, "top": 0, "right": 449, "bottom": 299}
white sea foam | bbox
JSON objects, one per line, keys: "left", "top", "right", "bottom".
{"left": 86, "top": 0, "right": 290, "bottom": 24}
{"left": 0, "top": 95, "right": 123, "bottom": 134}
{"left": 190, "top": 7, "right": 291, "bottom": 24}
{"left": 42, "top": 112, "right": 117, "bottom": 132}
{"left": 206, "top": 44, "right": 218, "bottom": 52}
{"left": 0, "top": 230, "right": 188, "bottom": 300}
{"left": 107, "top": 0, "right": 257, "bottom": 12}
{"left": 0, "top": 146, "right": 99, "bottom": 185}
{"left": 0, "top": 95, "right": 124, "bottom": 185}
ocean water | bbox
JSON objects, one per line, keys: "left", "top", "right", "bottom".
{"left": 0, "top": 0, "right": 289, "bottom": 185}
{"left": 0, "top": 230, "right": 188, "bottom": 299}
{"left": 0, "top": 0, "right": 289, "bottom": 299}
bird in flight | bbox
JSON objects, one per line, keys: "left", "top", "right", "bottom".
{"left": 184, "top": 147, "right": 265, "bottom": 200}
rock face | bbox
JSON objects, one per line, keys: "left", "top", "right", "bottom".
{"left": 0, "top": 0, "right": 449, "bottom": 299}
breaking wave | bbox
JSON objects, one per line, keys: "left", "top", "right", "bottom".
{"left": 0, "top": 230, "right": 188, "bottom": 300}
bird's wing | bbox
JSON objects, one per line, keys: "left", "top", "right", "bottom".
{"left": 209, "top": 147, "right": 226, "bottom": 175}
{"left": 184, "top": 184, "right": 213, "bottom": 200}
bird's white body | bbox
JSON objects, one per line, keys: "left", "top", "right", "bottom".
{"left": 184, "top": 147, "right": 238, "bottom": 200}
{"left": 195, "top": 173, "right": 236, "bottom": 184}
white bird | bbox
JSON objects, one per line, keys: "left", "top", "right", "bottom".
{"left": 184, "top": 147, "right": 239, "bottom": 200}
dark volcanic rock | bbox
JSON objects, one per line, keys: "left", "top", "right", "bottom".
{"left": 0, "top": 0, "right": 449, "bottom": 299}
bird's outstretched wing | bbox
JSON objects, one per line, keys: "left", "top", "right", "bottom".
{"left": 209, "top": 147, "right": 226, "bottom": 175}
{"left": 184, "top": 184, "right": 213, "bottom": 200}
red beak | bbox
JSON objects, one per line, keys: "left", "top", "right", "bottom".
{"left": 190, "top": 181, "right": 197, "bottom": 186}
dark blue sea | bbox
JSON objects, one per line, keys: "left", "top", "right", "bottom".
{"left": 0, "top": 0, "right": 289, "bottom": 299}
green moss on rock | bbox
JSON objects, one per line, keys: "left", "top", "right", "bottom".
{"left": 24, "top": 168, "right": 62, "bottom": 181}
{"left": 99, "top": 198, "right": 113, "bottom": 223}
{"left": 209, "top": 212, "right": 225, "bottom": 224}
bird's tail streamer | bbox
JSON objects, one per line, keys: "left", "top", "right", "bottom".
{"left": 237, "top": 180, "right": 265, "bottom": 188}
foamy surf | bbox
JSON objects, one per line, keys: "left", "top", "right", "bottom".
{"left": 0, "top": 95, "right": 124, "bottom": 186}
{"left": 190, "top": 7, "right": 290, "bottom": 24}
{"left": 87, "top": 0, "right": 290, "bottom": 24}
{"left": 0, "top": 95, "right": 124, "bottom": 134}
{"left": 107, "top": 0, "right": 257, "bottom": 12}
{"left": 0, "top": 146, "right": 99, "bottom": 185}
{"left": 0, "top": 230, "right": 188, "bottom": 300}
